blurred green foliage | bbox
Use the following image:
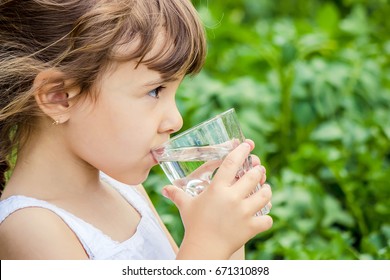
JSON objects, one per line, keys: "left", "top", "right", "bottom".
{"left": 144, "top": 0, "right": 390, "bottom": 259}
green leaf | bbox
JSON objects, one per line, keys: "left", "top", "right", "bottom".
{"left": 340, "top": 5, "right": 370, "bottom": 36}
{"left": 310, "top": 121, "right": 344, "bottom": 141}
{"left": 316, "top": 3, "right": 340, "bottom": 35}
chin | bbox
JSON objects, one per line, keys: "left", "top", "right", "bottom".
{"left": 130, "top": 168, "right": 153, "bottom": 185}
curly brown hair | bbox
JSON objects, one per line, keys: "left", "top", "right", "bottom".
{"left": 0, "top": 0, "right": 206, "bottom": 194}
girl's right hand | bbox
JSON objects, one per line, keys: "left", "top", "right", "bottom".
{"left": 162, "top": 141, "right": 273, "bottom": 259}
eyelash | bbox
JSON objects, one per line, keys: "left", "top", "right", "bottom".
{"left": 148, "top": 86, "right": 165, "bottom": 99}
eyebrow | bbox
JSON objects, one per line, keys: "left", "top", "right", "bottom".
{"left": 143, "top": 76, "right": 179, "bottom": 87}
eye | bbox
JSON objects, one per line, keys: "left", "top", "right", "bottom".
{"left": 148, "top": 86, "right": 165, "bottom": 99}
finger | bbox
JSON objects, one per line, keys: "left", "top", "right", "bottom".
{"left": 244, "top": 139, "right": 255, "bottom": 151}
{"left": 162, "top": 185, "right": 191, "bottom": 210}
{"left": 249, "top": 214, "right": 273, "bottom": 234}
{"left": 246, "top": 183, "right": 272, "bottom": 215}
{"left": 247, "top": 156, "right": 266, "bottom": 184}
{"left": 233, "top": 165, "right": 266, "bottom": 197}
{"left": 211, "top": 142, "right": 251, "bottom": 187}
{"left": 250, "top": 154, "right": 261, "bottom": 167}
{"left": 260, "top": 171, "right": 267, "bottom": 185}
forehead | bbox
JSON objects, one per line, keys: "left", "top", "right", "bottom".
{"left": 109, "top": 30, "right": 178, "bottom": 80}
{"left": 113, "top": 29, "right": 171, "bottom": 63}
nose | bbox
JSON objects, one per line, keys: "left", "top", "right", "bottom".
{"left": 159, "top": 104, "right": 183, "bottom": 135}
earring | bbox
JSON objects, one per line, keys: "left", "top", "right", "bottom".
{"left": 52, "top": 119, "right": 60, "bottom": 125}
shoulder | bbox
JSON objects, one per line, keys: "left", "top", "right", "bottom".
{"left": 0, "top": 207, "right": 88, "bottom": 259}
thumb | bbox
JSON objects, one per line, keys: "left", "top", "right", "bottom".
{"left": 162, "top": 185, "right": 189, "bottom": 209}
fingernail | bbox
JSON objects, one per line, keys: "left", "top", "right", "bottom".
{"left": 242, "top": 142, "right": 251, "bottom": 150}
{"left": 254, "top": 165, "right": 262, "bottom": 174}
{"left": 244, "top": 139, "right": 255, "bottom": 148}
{"left": 162, "top": 188, "right": 169, "bottom": 198}
{"left": 262, "top": 183, "right": 271, "bottom": 189}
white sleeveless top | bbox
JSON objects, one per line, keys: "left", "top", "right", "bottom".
{"left": 0, "top": 175, "right": 176, "bottom": 260}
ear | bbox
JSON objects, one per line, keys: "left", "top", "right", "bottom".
{"left": 33, "top": 69, "right": 79, "bottom": 124}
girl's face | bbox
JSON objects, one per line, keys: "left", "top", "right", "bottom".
{"left": 65, "top": 59, "right": 183, "bottom": 185}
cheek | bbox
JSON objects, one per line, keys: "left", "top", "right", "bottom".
{"left": 66, "top": 110, "right": 156, "bottom": 181}
{"left": 70, "top": 121, "right": 151, "bottom": 161}
{"left": 66, "top": 95, "right": 160, "bottom": 182}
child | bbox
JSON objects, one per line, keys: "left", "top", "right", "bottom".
{"left": 0, "top": 0, "right": 272, "bottom": 259}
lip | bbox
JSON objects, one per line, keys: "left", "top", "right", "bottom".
{"left": 150, "top": 152, "right": 158, "bottom": 165}
{"left": 151, "top": 137, "right": 170, "bottom": 163}
{"left": 150, "top": 148, "right": 163, "bottom": 164}
{"left": 152, "top": 146, "right": 165, "bottom": 155}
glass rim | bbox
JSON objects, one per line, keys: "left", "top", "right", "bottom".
{"left": 155, "top": 108, "right": 236, "bottom": 148}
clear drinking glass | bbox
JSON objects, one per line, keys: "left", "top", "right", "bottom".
{"left": 152, "top": 108, "right": 270, "bottom": 215}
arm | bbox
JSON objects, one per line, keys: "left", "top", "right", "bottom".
{"left": 0, "top": 208, "right": 88, "bottom": 259}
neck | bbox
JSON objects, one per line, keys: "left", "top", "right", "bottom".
{"left": 4, "top": 124, "right": 101, "bottom": 200}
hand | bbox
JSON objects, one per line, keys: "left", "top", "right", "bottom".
{"left": 162, "top": 140, "right": 273, "bottom": 259}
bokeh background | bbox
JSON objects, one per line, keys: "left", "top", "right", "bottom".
{"left": 145, "top": 0, "right": 390, "bottom": 259}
